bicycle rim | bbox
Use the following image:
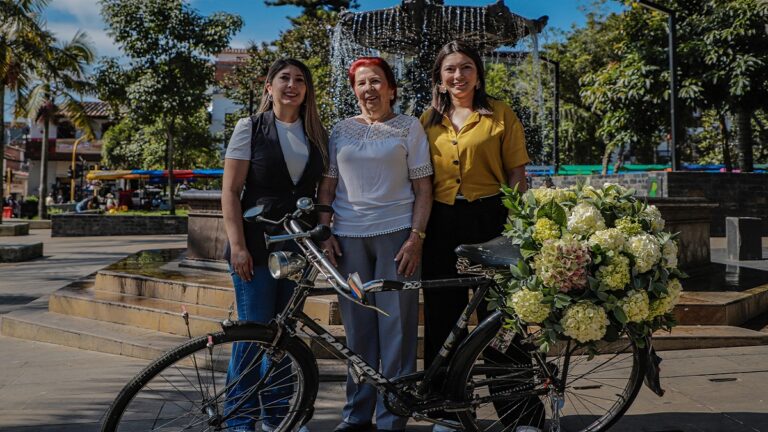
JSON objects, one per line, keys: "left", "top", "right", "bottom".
{"left": 452, "top": 329, "right": 645, "bottom": 432}
{"left": 102, "top": 330, "right": 316, "bottom": 432}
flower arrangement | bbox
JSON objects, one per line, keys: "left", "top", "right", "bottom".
{"left": 496, "top": 183, "right": 684, "bottom": 351}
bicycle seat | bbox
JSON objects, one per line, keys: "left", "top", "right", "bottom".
{"left": 455, "top": 236, "right": 522, "bottom": 269}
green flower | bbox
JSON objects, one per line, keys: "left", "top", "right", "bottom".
{"left": 509, "top": 289, "right": 550, "bottom": 323}
{"left": 662, "top": 239, "right": 678, "bottom": 269}
{"left": 589, "top": 228, "right": 627, "bottom": 253}
{"left": 627, "top": 233, "right": 662, "bottom": 274}
{"left": 561, "top": 302, "right": 609, "bottom": 343}
{"left": 618, "top": 290, "right": 650, "bottom": 323}
{"left": 596, "top": 254, "right": 631, "bottom": 291}
{"left": 567, "top": 203, "right": 606, "bottom": 237}
{"left": 615, "top": 217, "right": 643, "bottom": 236}
{"left": 649, "top": 279, "right": 683, "bottom": 318}
{"left": 533, "top": 217, "right": 561, "bottom": 243}
{"left": 642, "top": 205, "right": 665, "bottom": 233}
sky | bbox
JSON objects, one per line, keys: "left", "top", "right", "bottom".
{"left": 42, "top": 0, "right": 626, "bottom": 58}
{"left": 4, "top": 0, "right": 625, "bottom": 121}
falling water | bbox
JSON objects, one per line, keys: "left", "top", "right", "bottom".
{"left": 330, "top": 2, "right": 548, "bottom": 127}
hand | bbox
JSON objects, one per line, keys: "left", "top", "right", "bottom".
{"left": 395, "top": 233, "right": 423, "bottom": 278}
{"left": 320, "top": 235, "right": 343, "bottom": 267}
{"left": 231, "top": 246, "right": 254, "bottom": 282}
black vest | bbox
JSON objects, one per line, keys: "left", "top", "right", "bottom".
{"left": 225, "top": 111, "right": 325, "bottom": 266}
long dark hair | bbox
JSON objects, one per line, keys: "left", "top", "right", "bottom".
{"left": 426, "top": 40, "right": 493, "bottom": 127}
{"left": 258, "top": 58, "right": 328, "bottom": 167}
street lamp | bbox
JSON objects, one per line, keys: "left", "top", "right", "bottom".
{"left": 632, "top": 0, "right": 680, "bottom": 171}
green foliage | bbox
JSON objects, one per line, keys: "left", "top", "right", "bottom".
{"left": 100, "top": 0, "right": 242, "bottom": 212}
{"left": 222, "top": 10, "right": 342, "bottom": 130}
{"left": 264, "top": 0, "right": 356, "bottom": 16}
{"left": 100, "top": 0, "right": 243, "bottom": 124}
{"left": 102, "top": 109, "right": 220, "bottom": 170}
{"left": 547, "top": 0, "right": 768, "bottom": 169}
{"left": 485, "top": 62, "right": 550, "bottom": 165}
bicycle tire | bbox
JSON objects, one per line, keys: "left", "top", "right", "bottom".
{"left": 101, "top": 323, "right": 319, "bottom": 432}
{"left": 447, "top": 311, "right": 646, "bottom": 432}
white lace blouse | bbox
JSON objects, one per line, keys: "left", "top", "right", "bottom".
{"left": 325, "top": 114, "right": 433, "bottom": 237}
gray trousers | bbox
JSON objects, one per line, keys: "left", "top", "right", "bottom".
{"left": 336, "top": 229, "right": 420, "bottom": 430}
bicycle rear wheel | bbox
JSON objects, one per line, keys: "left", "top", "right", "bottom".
{"left": 101, "top": 323, "right": 318, "bottom": 432}
{"left": 447, "top": 312, "right": 646, "bottom": 432}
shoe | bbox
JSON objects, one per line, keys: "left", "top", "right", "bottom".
{"left": 334, "top": 421, "right": 374, "bottom": 432}
{"left": 432, "top": 420, "right": 461, "bottom": 432}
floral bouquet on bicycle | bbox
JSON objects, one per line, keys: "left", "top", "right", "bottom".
{"left": 497, "top": 183, "right": 683, "bottom": 352}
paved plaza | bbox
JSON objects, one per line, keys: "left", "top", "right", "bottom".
{"left": 1, "top": 232, "right": 767, "bottom": 431}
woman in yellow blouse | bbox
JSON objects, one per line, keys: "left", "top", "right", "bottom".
{"left": 420, "top": 40, "right": 542, "bottom": 432}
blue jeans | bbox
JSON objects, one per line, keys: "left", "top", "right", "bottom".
{"left": 225, "top": 266, "right": 296, "bottom": 431}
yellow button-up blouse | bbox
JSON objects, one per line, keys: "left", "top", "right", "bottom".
{"left": 420, "top": 98, "right": 531, "bottom": 205}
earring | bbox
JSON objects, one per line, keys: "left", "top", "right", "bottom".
{"left": 438, "top": 84, "right": 447, "bottom": 94}
{"left": 268, "top": 94, "right": 273, "bottom": 101}
{"left": 390, "top": 95, "right": 395, "bottom": 100}
{"left": 475, "top": 83, "right": 481, "bottom": 90}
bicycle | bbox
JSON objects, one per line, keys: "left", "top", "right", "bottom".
{"left": 101, "top": 197, "right": 655, "bottom": 432}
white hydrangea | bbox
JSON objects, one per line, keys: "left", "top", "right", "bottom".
{"left": 662, "top": 239, "right": 679, "bottom": 269}
{"left": 649, "top": 279, "right": 683, "bottom": 318}
{"left": 531, "top": 187, "right": 575, "bottom": 205}
{"left": 627, "top": 233, "right": 661, "bottom": 273}
{"left": 567, "top": 203, "right": 606, "bottom": 237}
{"left": 531, "top": 187, "right": 556, "bottom": 205}
{"left": 509, "top": 289, "right": 550, "bottom": 323}
{"left": 617, "top": 290, "right": 650, "bottom": 323}
{"left": 642, "top": 205, "right": 665, "bottom": 233}
{"left": 561, "top": 302, "right": 609, "bottom": 343}
{"left": 589, "top": 228, "right": 627, "bottom": 253}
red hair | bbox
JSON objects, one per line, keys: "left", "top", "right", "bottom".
{"left": 348, "top": 57, "right": 398, "bottom": 106}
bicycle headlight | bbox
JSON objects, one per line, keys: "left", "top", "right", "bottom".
{"left": 268, "top": 251, "right": 307, "bottom": 279}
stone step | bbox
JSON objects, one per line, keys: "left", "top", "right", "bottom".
{"left": 96, "top": 269, "right": 344, "bottom": 325}
{"left": 93, "top": 269, "right": 471, "bottom": 326}
{"left": 49, "top": 283, "right": 230, "bottom": 337}
{"left": 674, "top": 284, "right": 768, "bottom": 326}
{"left": 651, "top": 325, "right": 768, "bottom": 350}
{"left": 0, "top": 300, "right": 348, "bottom": 379}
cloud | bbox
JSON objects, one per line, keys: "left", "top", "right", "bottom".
{"left": 46, "top": 21, "right": 121, "bottom": 58}
{"left": 48, "top": 0, "right": 103, "bottom": 24}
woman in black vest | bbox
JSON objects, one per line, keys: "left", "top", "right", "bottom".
{"left": 221, "top": 58, "right": 328, "bottom": 432}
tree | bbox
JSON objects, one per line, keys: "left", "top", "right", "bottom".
{"left": 222, "top": 4, "right": 352, "bottom": 135}
{"left": 102, "top": 109, "right": 220, "bottom": 170}
{"left": 0, "top": 0, "right": 53, "bottom": 223}
{"left": 22, "top": 30, "right": 95, "bottom": 218}
{"left": 100, "top": 0, "right": 242, "bottom": 214}
{"left": 548, "top": 0, "right": 768, "bottom": 171}
{"left": 264, "top": 0, "right": 357, "bottom": 16}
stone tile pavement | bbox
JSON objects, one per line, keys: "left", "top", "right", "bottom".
{"left": 0, "top": 233, "right": 767, "bottom": 431}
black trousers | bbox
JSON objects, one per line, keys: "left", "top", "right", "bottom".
{"left": 422, "top": 196, "right": 544, "bottom": 427}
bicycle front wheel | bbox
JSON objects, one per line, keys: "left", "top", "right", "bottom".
{"left": 101, "top": 323, "right": 319, "bottom": 432}
{"left": 447, "top": 312, "right": 646, "bottom": 432}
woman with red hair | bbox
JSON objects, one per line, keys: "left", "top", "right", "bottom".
{"left": 317, "top": 57, "right": 433, "bottom": 432}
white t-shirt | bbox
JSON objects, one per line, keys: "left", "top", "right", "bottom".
{"left": 325, "top": 114, "right": 433, "bottom": 237}
{"left": 224, "top": 116, "right": 309, "bottom": 185}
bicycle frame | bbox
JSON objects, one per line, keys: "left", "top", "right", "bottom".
{"left": 247, "top": 200, "right": 557, "bottom": 417}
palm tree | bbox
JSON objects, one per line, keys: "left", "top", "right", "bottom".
{"left": 1, "top": 0, "right": 52, "bottom": 223}
{"left": 23, "top": 30, "right": 95, "bottom": 218}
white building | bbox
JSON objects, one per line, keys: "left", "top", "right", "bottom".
{"left": 209, "top": 48, "right": 250, "bottom": 146}
{"left": 26, "top": 101, "right": 113, "bottom": 198}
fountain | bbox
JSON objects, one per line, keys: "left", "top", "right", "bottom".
{"left": 330, "top": 0, "right": 548, "bottom": 118}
